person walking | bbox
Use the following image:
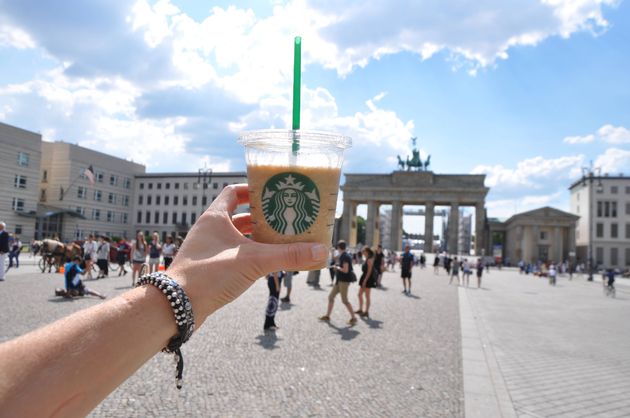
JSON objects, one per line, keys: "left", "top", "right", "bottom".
{"left": 449, "top": 256, "right": 460, "bottom": 286}
{"left": 130, "top": 232, "right": 147, "bottom": 286}
{"left": 548, "top": 263, "right": 557, "bottom": 286}
{"left": 95, "top": 236, "right": 110, "bottom": 279}
{"left": 162, "top": 236, "right": 177, "bottom": 270}
{"left": 0, "top": 222, "right": 9, "bottom": 281}
{"left": 476, "top": 258, "right": 484, "bottom": 288}
{"left": 356, "top": 246, "right": 377, "bottom": 317}
{"left": 433, "top": 254, "right": 440, "bottom": 275}
{"left": 374, "top": 244, "right": 385, "bottom": 288}
{"left": 462, "top": 258, "right": 472, "bottom": 287}
{"left": 400, "top": 245, "right": 414, "bottom": 295}
{"left": 8, "top": 234, "right": 22, "bottom": 269}
{"left": 116, "top": 239, "right": 130, "bottom": 276}
{"left": 319, "top": 240, "right": 358, "bottom": 325}
{"left": 328, "top": 247, "right": 338, "bottom": 286}
{"left": 264, "top": 271, "right": 283, "bottom": 331}
{"left": 280, "top": 270, "right": 293, "bottom": 303}
{"left": 148, "top": 232, "right": 162, "bottom": 274}
{"left": 82, "top": 234, "right": 97, "bottom": 280}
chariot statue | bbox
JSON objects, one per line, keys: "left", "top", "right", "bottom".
{"left": 397, "top": 137, "right": 431, "bottom": 172}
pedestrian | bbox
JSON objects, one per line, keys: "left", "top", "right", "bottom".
{"left": 95, "top": 236, "right": 110, "bottom": 279}
{"left": 462, "top": 258, "right": 472, "bottom": 287}
{"left": 449, "top": 256, "right": 460, "bottom": 286}
{"left": 148, "top": 232, "right": 162, "bottom": 273}
{"left": 264, "top": 271, "right": 283, "bottom": 331}
{"left": 116, "top": 239, "right": 130, "bottom": 276}
{"left": 419, "top": 253, "right": 426, "bottom": 268}
{"left": 280, "top": 270, "right": 293, "bottom": 303}
{"left": 0, "top": 222, "right": 9, "bottom": 281}
{"left": 130, "top": 231, "right": 147, "bottom": 286}
{"left": 0, "top": 184, "right": 330, "bottom": 417}
{"left": 356, "top": 246, "right": 377, "bottom": 317}
{"left": 82, "top": 234, "right": 97, "bottom": 280}
{"left": 8, "top": 234, "right": 22, "bottom": 269}
{"left": 476, "top": 258, "right": 484, "bottom": 288}
{"left": 433, "top": 254, "right": 440, "bottom": 275}
{"left": 318, "top": 240, "right": 358, "bottom": 325}
{"left": 162, "top": 236, "right": 177, "bottom": 270}
{"left": 374, "top": 244, "right": 385, "bottom": 288}
{"left": 54, "top": 255, "right": 106, "bottom": 299}
{"left": 328, "top": 246, "right": 338, "bottom": 286}
{"left": 548, "top": 263, "right": 557, "bottom": 286}
{"left": 400, "top": 245, "right": 414, "bottom": 295}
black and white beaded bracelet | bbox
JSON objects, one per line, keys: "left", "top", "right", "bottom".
{"left": 136, "top": 272, "right": 195, "bottom": 389}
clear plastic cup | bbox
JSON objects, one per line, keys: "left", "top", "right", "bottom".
{"left": 238, "top": 130, "right": 352, "bottom": 248}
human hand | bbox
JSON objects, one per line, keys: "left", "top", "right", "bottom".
{"left": 167, "top": 184, "right": 328, "bottom": 326}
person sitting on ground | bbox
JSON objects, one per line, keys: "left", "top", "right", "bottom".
{"left": 54, "top": 255, "right": 106, "bottom": 299}
{"left": 0, "top": 184, "right": 328, "bottom": 417}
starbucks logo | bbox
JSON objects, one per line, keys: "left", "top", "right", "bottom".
{"left": 262, "top": 172, "right": 320, "bottom": 235}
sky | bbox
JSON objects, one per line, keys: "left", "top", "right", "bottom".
{"left": 1, "top": 0, "right": 629, "bottom": 229}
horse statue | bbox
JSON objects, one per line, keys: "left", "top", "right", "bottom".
{"left": 406, "top": 149, "right": 423, "bottom": 171}
{"left": 424, "top": 155, "right": 431, "bottom": 171}
{"left": 396, "top": 155, "right": 406, "bottom": 170}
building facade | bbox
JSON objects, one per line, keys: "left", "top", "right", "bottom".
{"left": 569, "top": 174, "right": 630, "bottom": 269}
{"left": 133, "top": 172, "right": 246, "bottom": 241}
{"left": 0, "top": 122, "right": 42, "bottom": 241}
{"left": 458, "top": 211, "right": 472, "bottom": 255}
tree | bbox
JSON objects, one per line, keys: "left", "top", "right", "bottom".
{"left": 356, "top": 216, "right": 366, "bottom": 246}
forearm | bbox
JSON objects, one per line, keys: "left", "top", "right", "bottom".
{"left": 0, "top": 285, "right": 177, "bottom": 417}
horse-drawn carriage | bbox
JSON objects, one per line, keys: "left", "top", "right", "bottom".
{"left": 35, "top": 239, "right": 82, "bottom": 273}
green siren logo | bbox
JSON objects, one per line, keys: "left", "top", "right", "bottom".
{"left": 262, "top": 172, "right": 320, "bottom": 235}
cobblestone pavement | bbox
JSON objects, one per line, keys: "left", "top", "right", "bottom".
{"left": 464, "top": 269, "right": 630, "bottom": 418}
{"left": 0, "top": 262, "right": 463, "bottom": 417}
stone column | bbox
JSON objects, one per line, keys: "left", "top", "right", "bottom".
{"left": 531, "top": 225, "right": 540, "bottom": 262}
{"left": 554, "top": 227, "right": 563, "bottom": 262}
{"left": 366, "top": 200, "right": 380, "bottom": 247}
{"left": 390, "top": 201, "right": 403, "bottom": 252}
{"left": 449, "top": 203, "right": 459, "bottom": 254}
{"left": 342, "top": 199, "right": 357, "bottom": 247}
{"left": 568, "top": 224, "right": 576, "bottom": 257}
{"left": 424, "top": 202, "right": 434, "bottom": 253}
{"left": 475, "top": 202, "right": 485, "bottom": 256}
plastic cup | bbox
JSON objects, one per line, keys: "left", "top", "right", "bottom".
{"left": 238, "top": 130, "right": 352, "bottom": 250}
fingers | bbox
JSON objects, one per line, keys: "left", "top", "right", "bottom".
{"left": 211, "top": 184, "right": 249, "bottom": 214}
{"left": 250, "top": 241, "right": 329, "bottom": 274}
{"left": 231, "top": 213, "right": 253, "bottom": 235}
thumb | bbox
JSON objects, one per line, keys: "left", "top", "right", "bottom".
{"left": 250, "top": 242, "right": 329, "bottom": 275}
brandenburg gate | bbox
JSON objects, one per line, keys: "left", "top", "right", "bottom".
{"left": 340, "top": 170, "right": 489, "bottom": 254}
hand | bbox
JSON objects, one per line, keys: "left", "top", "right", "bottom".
{"left": 167, "top": 184, "right": 328, "bottom": 326}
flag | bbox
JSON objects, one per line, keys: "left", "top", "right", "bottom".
{"left": 84, "top": 165, "right": 95, "bottom": 185}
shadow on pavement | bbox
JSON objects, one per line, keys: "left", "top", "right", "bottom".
{"left": 256, "top": 332, "right": 281, "bottom": 350}
{"left": 47, "top": 297, "right": 75, "bottom": 303}
{"left": 326, "top": 322, "right": 360, "bottom": 341}
{"left": 279, "top": 301, "right": 293, "bottom": 311}
{"left": 407, "top": 293, "right": 421, "bottom": 299}
{"left": 307, "top": 285, "right": 326, "bottom": 291}
{"left": 361, "top": 317, "right": 383, "bottom": 329}
{"left": 115, "top": 286, "right": 132, "bottom": 290}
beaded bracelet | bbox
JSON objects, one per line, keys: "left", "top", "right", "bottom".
{"left": 136, "top": 272, "right": 195, "bottom": 389}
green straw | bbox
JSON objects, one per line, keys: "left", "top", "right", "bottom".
{"left": 292, "top": 36, "right": 301, "bottom": 155}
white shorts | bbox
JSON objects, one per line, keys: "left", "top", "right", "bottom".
{"left": 148, "top": 257, "right": 160, "bottom": 265}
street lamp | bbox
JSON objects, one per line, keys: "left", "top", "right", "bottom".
{"left": 581, "top": 165, "right": 603, "bottom": 281}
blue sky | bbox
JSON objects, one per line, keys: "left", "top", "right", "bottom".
{"left": 1, "top": 0, "right": 629, "bottom": 225}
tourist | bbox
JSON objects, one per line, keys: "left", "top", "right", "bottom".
{"left": 0, "top": 184, "right": 329, "bottom": 416}
{"left": 116, "top": 239, "right": 130, "bottom": 276}
{"left": 54, "top": 255, "right": 106, "bottom": 299}
{"left": 83, "top": 234, "right": 97, "bottom": 280}
{"left": 319, "top": 240, "right": 358, "bottom": 325}
{"left": 400, "top": 245, "right": 414, "bottom": 295}
{"left": 462, "top": 258, "right": 472, "bottom": 287}
{"left": 95, "top": 236, "right": 110, "bottom": 279}
{"left": 130, "top": 232, "right": 147, "bottom": 286}
{"left": 374, "top": 244, "right": 385, "bottom": 288}
{"left": 476, "top": 258, "right": 484, "bottom": 288}
{"left": 148, "top": 232, "right": 162, "bottom": 273}
{"left": 264, "top": 271, "right": 283, "bottom": 331}
{"left": 280, "top": 270, "right": 293, "bottom": 303}
{"left": 162, "top": 236, "right": 177, "bottom": 270}
{"left": 419, "top": 253, "right": 426, "bottom": 269}
{"left": 433, "top": 254, "right": 440, "bottom": 274}
{"left": 548, "top": 263, "right": 557, "bottom": 286}
{"left": 328, "top": 246, "right": 338, "bottom": 286}
{"left": 0, "top": 222, "right": 8, "bottom": 281}
{"left": 444, "top": 254, "right": 452, "bottom": 275}
{"left": 449, "top": 256, "right": 460, "bottom": 286}
{"left": 356, "top": 246, "right": 377, "bottom": 317}
{"left": 387, "top": 250, "right": 396, "bottom": 271}
{"left": 8, "top": 234, "right": 22, "bottom": 269}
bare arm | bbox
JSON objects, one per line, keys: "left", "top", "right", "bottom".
{"left": 0, "top": 184, "right": 328, "bottom": 417}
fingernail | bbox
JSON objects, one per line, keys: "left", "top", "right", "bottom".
{"left": 311, "top": 244, "right": 327, "bottom": 261}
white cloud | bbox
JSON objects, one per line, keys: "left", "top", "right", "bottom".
{"left": 486, "top": 191, "right": 568, "bottom": 219}
{"left": 594, "top": 148, "right": 630, "bottom": 175}
{"left": 563, "top": 134, "right": 594, "bottom": 144}
{"left": 0, "top": 17, "right": 36, "bottom": 49}
{"left": 597, "top": 124, "right": 630, "bottom": 144}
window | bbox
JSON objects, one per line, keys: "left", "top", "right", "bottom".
{"left": 107, "top": 211, "right": 114, "bottom": 223}
{"left": 213, "top": 182, "right": 218, "bottom": 190}
{"left": 124, "top": 177, "right": 131, "bottom": 189}
{"left": 174, "top": 196, "right": 179, "bottom": 205}
{"left": 163, "top": 212, "right": 168, "bottom": 224}
{"left": 202, "top": 196, "right": 207, "bottom": 206}
{"left": 146, "top": 211, "right": 151, "bottom": 224}
{"left": 40, "top": 189, "right": 47, "bottom": 202}
{"left": 157, "top": 183, "right": 162, "bottom": 190}
{"left": 212, "top": 195, "right": 216, "bottom": 202}
{"left": 42, "top": 170, "right": 48, "bottom": 182}
{"left": 182, "top": 212, "right": 187, "bottom": 224}
{"left": 172, "top": 212, "right": 178, "bottom": 224}
{"left": 108, "top": 193, "right": 116, "bottom": 204}
{"left": 540, "top": 231, "right": 547, "bottom": 240}
{"left": 193, "top": 183, "right": 199, "bottom": 190}
{"left": 604, "top": 201, "right": 610, "bottom": 217}
{"left": 109, "top": 175, "right": 118, "bottom": 186}
{"left": 165, "top": 196, "right": 170, "bottom": 205}
{"left": 611, "top": 248, "right": 618, "bottom": 266}
{"left": 596, "top": 223, "right": 604, "bottom": 238}
{"left": 184, "top": 183, "right": 189, "bottom": 190}
{"left": 611, "top": 223, "right": 618, "bottom": 238}
{"left": 597, "top": 201, "right": 602, "bottom": 217}
{"left": 156, "top": 196, "right": 161, "bottom": 205}
{"left": 183, "top": 196, "right": 188, "bottom": 206}
{"left": 626, "top": 223, "right": 630, "bottom": 239}
{"left": 11, "top": 198, "right": 25, "bottom": 212}
{"left": 17, "top": 152, "right": 29, "bottom": 166}
{"left": 14, "top": 174, "right": 27, "bottom": 189}
{"left": 626, "top": 202, "right": 630, "bottom": 215}
{"left": 154, "top": 211, "right": 160, "bottom": 224}
{"left": 94, "top": 190, "right": 102, "bottom": 201}
{"left": 123, "top": 213, "right": 128, "bottom": 224}
{"left": 15, "top": 225, "right": 22, "bottom": 235}
{"left": 123, "top": 195, "right": 129, "bottom": 207}
{"left": 175, "top": 183, "right": 180, "bottom": 190}
{"left": 612, "top": 202, "right": 617, "bottom": 217}
{"left": 626, "top": 186, "right": 630, "bottom": 194}
{"left": 75, "top": 207, "right": 85, "bottom": 216}
{"left": 596, "top": 247, "right": 604, "bottom": 265}
{"left": 191, "top": 212, "right": 197, "bottom": 225}
{"left": 611, "top": 186, "right": 618, "bottom": 194}
{"left": 92, "top": 209, "right": 101, "bottom": 221}
{"left": 626, "top": 248, "right": 630, "bottom": 266}
{"left": 137, "top": 211, "right": 142, "bottom": 223}
{"left": 192, "top": 196, "right": 198, "bottom": 205}
{"left": 147, "top": 195, "right": 152, "bottom": 205}
{"left": 148, "top": 183, "right": 153, "bottom": 190}
{"left": 203, "top": 183, "right": 208, "bottom": 189}
{"left": 166, "top": 183, "right": 171, "bottom": 190}
{"left": 140, "top": 183, "right": 145, "bottom": 190}
{"left": 77, "top": 186, "right": 87, "bottom": 199}
{"left": 95, "top": 172, "right": 104, "bottom": 183}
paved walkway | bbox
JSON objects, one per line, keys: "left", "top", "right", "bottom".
{"left": 0, "top": 263, "right": 463, "bottom": 417}
{"left": 460, "top": 268, "right": 630, "bottom": 418}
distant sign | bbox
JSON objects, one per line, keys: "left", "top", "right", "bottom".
{"left": 492, "top": 245, "right": 503, "bottom": 258}
{"left": 569, "top": 251, "right": 576, "bottom": 257}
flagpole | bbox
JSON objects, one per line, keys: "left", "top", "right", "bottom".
{"left": 59, "top": 172, "right": 86, "bottom": 201}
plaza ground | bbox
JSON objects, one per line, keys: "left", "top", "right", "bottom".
{"left": 1, "top": 257, "right": 628, "bottom": 417}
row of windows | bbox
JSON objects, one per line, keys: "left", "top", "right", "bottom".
{"left": 136, "top": 211, "right": 198, "bottom": 226}
{"left": 78, "top": 167, "right": 132, "bottom": 189}
{"left": 139, "top": 181, "right": 232, "bottom": 191}
{"left": 595, "top": 247, "right": 630, "bottom": 266}
{"left": 84, "top": 208, "right": 129, "bottom": 224}
{"left": 595, "top": 222, "right": 630, "bottom": 239}
{"left": 137, "top": 194, "right": 216, "bottom": 207}
{"left": 75, "top": 187, "right": 130, "bottom": 206}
